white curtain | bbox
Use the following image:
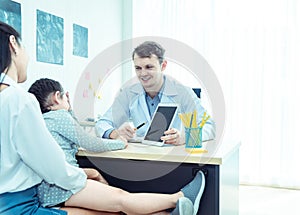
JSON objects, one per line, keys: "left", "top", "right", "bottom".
{"left": 132, "top": 0, "right": 300, "bottom": 188}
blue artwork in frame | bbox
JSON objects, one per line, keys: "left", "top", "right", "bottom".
{"left": 36, "top": 10, "right": 64, "bottom": 65}
{"left": 73, "top": 24, "right": 88, "bottom": 58}
{"left": 0, "top": 0, "right": 21, "bottom": 35}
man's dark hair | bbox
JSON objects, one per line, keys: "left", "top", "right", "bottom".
{"left": 132, "top": 41, "right": 165, "bottom": 64}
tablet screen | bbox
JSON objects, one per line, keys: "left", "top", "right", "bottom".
{"left": 144, "top": 105, "right": 178, "bottom": 142}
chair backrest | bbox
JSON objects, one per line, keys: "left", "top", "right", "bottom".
{"left": 192, "top": 88, "right": 201, "bottom": 98}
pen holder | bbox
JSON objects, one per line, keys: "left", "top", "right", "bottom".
{"left": 185, "top": 126, "right": 202, "bottom": 149}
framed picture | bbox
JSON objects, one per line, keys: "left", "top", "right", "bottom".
{"left": 0, "top": 0, "right": 21, "bottom": 35}
{"left": 36, "top": 10, "right": 64, "bottom": 65}
{"left": 73, "top": 23, "right": 88, "bottom": 58}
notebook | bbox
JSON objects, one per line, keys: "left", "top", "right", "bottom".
{"left": 130, "top": 103, "right": 178, "bottom": 147}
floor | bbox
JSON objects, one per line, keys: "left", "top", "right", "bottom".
{"left": 239, "top": 185, "right": 300, "bottom": 215}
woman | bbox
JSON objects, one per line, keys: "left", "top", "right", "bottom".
{"left": 0, "top": 21, "right": 204, "bottom": 215}
{"left": 0, "top": 21, "right": 117, "bottom": 215}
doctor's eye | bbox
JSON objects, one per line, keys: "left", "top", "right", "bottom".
{"left": 135, "top": 66, "right": 142, "bottom": 71}
{"left": 145, "top": 65, "right": 155, "bottom": 70}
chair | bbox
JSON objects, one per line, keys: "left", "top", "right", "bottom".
{"left": 192, "top": 88, "right": 201, "bottom": 98}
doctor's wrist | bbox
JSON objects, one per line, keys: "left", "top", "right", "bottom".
{"left": 109, "top": 129, "right": 120, "bottom": 139}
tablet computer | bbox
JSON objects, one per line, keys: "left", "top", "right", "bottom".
{"left": 141, "top": 103, "right": 178, "bottom": 146}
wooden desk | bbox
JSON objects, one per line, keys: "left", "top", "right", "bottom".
{"left": 77, "top": 139, "right": 240, "bottom": 215}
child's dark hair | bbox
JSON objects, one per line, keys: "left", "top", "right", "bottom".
{"left": 28, "top": 78, "right": 64, "bottom": 113}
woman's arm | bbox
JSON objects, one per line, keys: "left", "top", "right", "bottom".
{"left": 14, "top": 97, "right": 87, "bottom": 193}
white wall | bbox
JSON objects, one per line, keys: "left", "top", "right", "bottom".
{"left": 130, "top": 0, "right": 300, "bottom": 188}
{"left": 14, "top": 0, "right": 129, "bottom": 119}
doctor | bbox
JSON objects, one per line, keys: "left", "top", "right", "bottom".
{"left": 96, "top": 41, "right": 215, "bottom": 145}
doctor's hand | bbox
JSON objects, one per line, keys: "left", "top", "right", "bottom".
{"left": 109, "top": 122, "right": 135, "bottom": 140}
{"left": 161, "top": 128, "right": 183, "bottom": 145}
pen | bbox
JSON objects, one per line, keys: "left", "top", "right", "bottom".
{"left": 135, "top": 122, "right": 147, "bottom": 130}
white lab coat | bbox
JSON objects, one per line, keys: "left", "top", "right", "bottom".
{"left": 96, "top": 76, "right": 215, "bottom": 141}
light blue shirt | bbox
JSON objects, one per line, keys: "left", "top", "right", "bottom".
{"left": 0, "top": 74, "right": 87, "bottom": 194}
{"left": 103, "top": 81, "right": 163, "bottom": 138}
{"left": 96, "top": 75, "right": 216, "bottom": 141}
{"left": 37, "top": 109, "right": 125, "bottom": 207}
{"left": 43, "top": 109, "right": 126, "bottom": 166}
{"left": 145, "top": 90, "right": 163, "bottom": 118}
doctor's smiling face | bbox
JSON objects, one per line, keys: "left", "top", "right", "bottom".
{"left": 133, "top": 54, "right": 167, "bottom": 98}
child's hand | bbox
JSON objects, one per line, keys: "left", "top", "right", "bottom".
{"left": 65, "top": 91, "right": 72, "bottom": 111}
{"left": 117, "top": 135, "right": 128, "bottom": 148}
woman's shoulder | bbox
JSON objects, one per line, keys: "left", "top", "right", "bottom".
{"left": 10, "top": 86, "right": 40, "bottom": 109}
{"left": 1, "top": 86, "right": 38, "bottom": 119}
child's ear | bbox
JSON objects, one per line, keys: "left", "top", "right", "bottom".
{"left": 52, "top": 91, "right": 61, "bottom": 104}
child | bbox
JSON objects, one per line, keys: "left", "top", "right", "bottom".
{"left": 28, "top": 78, "right": 127, "bottom": 207}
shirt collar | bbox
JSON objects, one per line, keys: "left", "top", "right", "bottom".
{"left": 148, "top": 76, "right": 165, "bottom": 100}
{"left": 0, "top": 73, "right": 18, "bottom": 88}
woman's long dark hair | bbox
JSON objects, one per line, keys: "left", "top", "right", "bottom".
{"left": 0, "top": 21, "right": 21, "bottom": 84}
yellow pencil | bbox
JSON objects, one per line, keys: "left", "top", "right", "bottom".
{"left": 199, "top": 112, "right": 210, "bottom": 128}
